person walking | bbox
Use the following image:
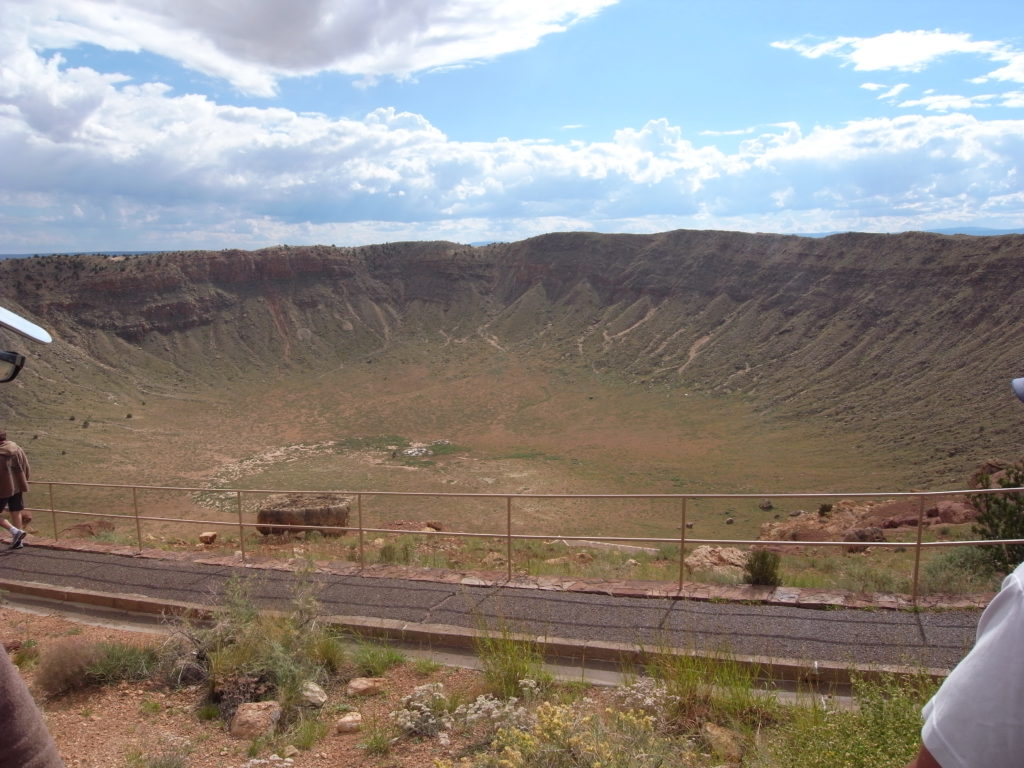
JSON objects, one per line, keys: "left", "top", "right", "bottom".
{"left": 0, "top": 429, "right": 31, "bottom": 549}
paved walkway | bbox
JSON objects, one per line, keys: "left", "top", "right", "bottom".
{"left": 0, "top": 539, "right": 989, "bottom": 679}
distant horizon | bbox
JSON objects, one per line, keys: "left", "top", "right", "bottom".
{"left": 3, "top": 224, "right": 1024, "bottom": 260}
{"left": 2, "top": 1, "right": 1024, "bottom": 252}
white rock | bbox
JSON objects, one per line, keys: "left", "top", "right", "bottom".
{"left": 300, "top": 681, "right": 328, "bottom": 707}
{"left": 335, "top": 712, "right": 363, "bottom": 733}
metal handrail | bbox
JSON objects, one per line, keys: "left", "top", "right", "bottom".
{"left": 29, "top": 480, "right": 1024, "bottom": 603}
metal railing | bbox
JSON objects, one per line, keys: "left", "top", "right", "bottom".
{"left": 28, "top": 481, "right": 1024, "bottom": 604}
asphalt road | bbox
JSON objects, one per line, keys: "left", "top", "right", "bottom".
{"left": 0, "top": 545, "right": 982, "bottom": 672}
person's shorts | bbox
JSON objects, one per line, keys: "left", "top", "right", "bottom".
{"left": 0, "top": 493, "right": 25, "bottom": 513}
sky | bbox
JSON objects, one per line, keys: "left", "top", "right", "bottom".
{"left": 2, "top": 0, "right": 1024, "bottom": 252}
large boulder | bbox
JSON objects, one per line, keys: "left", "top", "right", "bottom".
{"left": 229, "top": 700, "right": 282, "bottom": 739}
{"left": 684, "top": 545, "right": 747, "bottom": 578}
{"left": 256, "top": 493, "right": 350, "bottom": 536}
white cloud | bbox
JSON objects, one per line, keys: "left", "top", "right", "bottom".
{"left": 898, "top": 93, "right": 996, "bottom": 112}
{"left": 2, "top": 8, "right": 1024, "bottom": 250}
{"left": 773, "top": 29, "right": 1003, "bottom": 72}
{"left": 3, "top": 46, "right": 1023, "bottom": 253}
{"left": 877, "top": 83, "right": 910, "bottom": 101}
{"left": 5, "top": 0, "right": 620, "bottom": 96}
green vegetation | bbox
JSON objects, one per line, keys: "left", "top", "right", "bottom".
{"left": 35, "top": 639, "right": 158, "bottom": 696}
{"left": 474, "top": 622, "right": 553, "bottom": 699}
{"left": 28, "top": 569, "right": 942, "bottom": 766}
{"left": 159, "top": 570, "right": 347, "bottom": 728}
{"left": 744, "top": 549, "right": 782, "bottom": 587}
{"left": 758, "top": 675, "right": 938, "bottom": 768}
{"left": 971, "top": 464, "right": 1024, "bottom": 572}
{"left": 352, "top": 640, "right": 406, "bottom": 677}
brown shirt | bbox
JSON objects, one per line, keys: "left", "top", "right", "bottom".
{"left": 0, "top": 439, "right": 30, "bottom": 498}
{"left": 0, "top": 652, "right": 65, "bottom": 767}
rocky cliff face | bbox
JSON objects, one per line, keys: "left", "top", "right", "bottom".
{"left": 2, "top": 229, "right": 1022, "bottom": 479}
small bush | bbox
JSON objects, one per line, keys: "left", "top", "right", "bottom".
{"left": 377, "top": 540, "right": 412, "bottom": 565}
{"left": 281, "top": 712, "right": 329, "bottom": 750}
{"left": 353, "top": 641, "right": 406, "bottom": 677}
{"left": 919, "top": 547, "right": 1002, "bottom": 595}
{"left": 745, "top": 550, "right": 782, "bottom": 587}
{"left": 35, "top": 639, "right": 101, "bottom": 696}
{"left": 360, "top": 721, "right": 395, "bottom": 756}
{"left": 651, "top": 652, "right": 777, "bottom": 731}
{"left": 763, "top": 674, "right": 938, "bottom": 768}
{"left": 412, "top": 658, "right": 442, "bottom": 676}
{"left": 86, "top": 642, "right": 159, "bottom": 685}
{"left": 12, "top": 639, "right": 39, "bottom": 669}
{"left": 971, "top": 465, "right": 1024, "bottom": 572}
{"left": 474, "top": 623, "right": 552, "bottom": 699}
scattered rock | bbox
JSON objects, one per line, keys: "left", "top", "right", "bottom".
{"left": 282, "top": 745, "right": 300, "bottom": 758}
{"left": 335, "top": 712, "right": 363, "bottom": 733}
{"left": 229, "top": 701, "right": 282, "bottom": 739}
{"left": 198, "top": 531, "right": 218, "bottom": 545}
{"left": 758, "top": 499, "right": 773, "bottom": 511}
{"left": 624, "top": 558, "right": 640, "bottom": 567}
{"left": 346, "top": 677, "right": 385, "bottom": 697}
{"left": 843, "top": 526, "right": 886, "bottom": 552}
{"left": 573, "top": 551, "right": 594, "bottom": 564}
{"left": 725, "top": 517, "right": 735, "bottom": 525}
{"left": 299, "top": 681, "right": 327, "bottom": 707}
{"left": 931, "top": 501, "right": 977, "bottom": 525}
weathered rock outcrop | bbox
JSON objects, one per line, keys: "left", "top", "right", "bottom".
{"left": 256, "top": 493, "right": 350, "bottom": 536}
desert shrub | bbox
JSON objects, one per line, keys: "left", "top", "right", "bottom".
{"left": 650, "top": 652, "right": 777, "bottom": 731}
{"left": 35, "top": 638, "right": 101, "bottom": 696}
{"left": 279, "top": 711, "right": 329, "bottom": 751}
{"left": 352, "top": 640, "right": 405, "bottom": 677}
{"left": 391, "top": 682, "right": 455, "bottom": 737}
{"left": 159, "top": 569, "right": 347, "bottom": 724}
{"left": 745, "top": 549, "right": 782, "bottom": 587}
{"left": 919, "top": 547, "right": 1002, "bottom": 595}
{"left": 818, "top": 503, "right": 833, "bottom": 517}
{"left": 835, "top": 558, "right": 909, "bottom": 594}
{"left": 474, "top": 623, "right": 552, "bottom": 699}
{"left": 377, "top": 540, "right": 411, "bottom": 565}
{"left": 759, "top": 674, "right": 938, "bottom": 768}
{"left": 12, "top": 639, "right": 39, "bottom": 669}
{"left": 971, "top": 465, "right": 1024, "bottom": 572}
{"left": 459, "top": 700, "right": 697, "bottom": 768}
{"left": 35, "top": 638, "right": 155, "bottom": 696}
{"left": 86, "top": 642, "right": 159, "bottom": 685}
{"left": 360, "top": 720, "right": 395, "bottom": 755}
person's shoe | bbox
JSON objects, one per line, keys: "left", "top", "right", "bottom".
{"left": 10, "top": 530, "right": 26, "bottom": 549}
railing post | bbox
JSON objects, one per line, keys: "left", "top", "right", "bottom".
{"left": 912, "top": 494, "right": 926, "bottom": 604}
{"left": 48, "top": 483, "right": 57, "bottom": 542}
{"left": 132, "top": 486, "right": 142, "bottom": 553}
{"left": 506, "top": 496, "right": 513, "bottom": 581}
{"left": 358, "top": 493, "right": 365, "bottom": 570}
{"left": 678, "top": 497, "right": 687, "bottom": 591}
{"left": 236, "top": 491, "right": 246, "bottom": 563}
